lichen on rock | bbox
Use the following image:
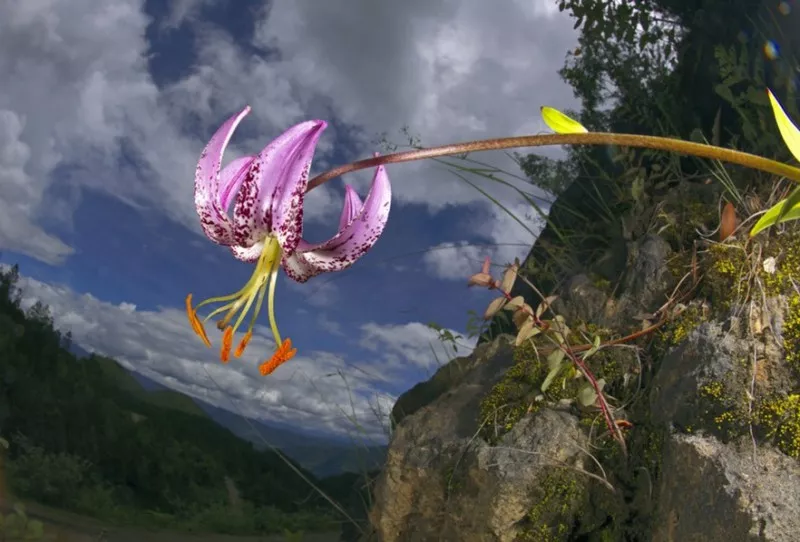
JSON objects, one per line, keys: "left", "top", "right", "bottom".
{"left": 368, "top": 188, "right": 800, "bottom": 541}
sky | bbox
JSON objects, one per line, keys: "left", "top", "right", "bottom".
{"left": 0, "top": 0, "right": 580, "bottom": 442}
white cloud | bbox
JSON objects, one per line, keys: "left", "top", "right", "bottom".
{"left": 160, "top": 0, "right": 216, "bottom": 30}
{"left": 12, "top": 270, "right": 396, "bottom": 439}
{"left": 0, "top": 0, "right": 577, "bottom": 265}
{"left": 423, "top": 201, "right": 546, "bottom": 280}
{"left": 359, "top": 321, "right": 476, "bottom": 373}
{"left": 317, "top": 313, "right": 345, "bottom": 337}
{"left": 254, "top": 0, "right": 580, "bottom": 210}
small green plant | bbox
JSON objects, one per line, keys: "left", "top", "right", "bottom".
{"left": 282, "top": 528, "right": 305, "bottom": 542}
{"left": 0, "top": 503, "right": 45, "bottom": 541}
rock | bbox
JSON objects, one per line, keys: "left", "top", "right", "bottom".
{"left": 653, "top": 432, "right": 800, "bottom": 542}
{"left": 369, "top": 181, "right": 800, "bottom": 541}
{"left": 370, "top": 336, "right": 593, "bottom": 542}
{"left": 390, "top": 335, "right": 515, "bottom": 428}
{"left": 648, "top": 298, "right": 800, "bottom": 541}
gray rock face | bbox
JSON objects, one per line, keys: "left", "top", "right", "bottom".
{"left": 368, "top": 193, "right": 800, "bottom": 540}
{"left": 648, "top": 307, "right": 800, "bottom": 542}
{"left": 369, "top": 337, "right": 592, "bottom": 542}
{"left": 653, "top": 433, "right": 800, "bottom": 542}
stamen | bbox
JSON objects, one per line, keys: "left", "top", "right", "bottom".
{"left": 220, "top": 326, "right": 233, "bottom": 363}
{"left": 259, "top": 338, "right": 297, "bottom": 376}
{"left": 234, "top": 330, "right": 252, "bottom": 358}
{"left": 186, "top": 236, "right": 285, "bottom": 360}
{"left": 266, "top": 253, "right": 283, "bottom": 345}
{"left": 185, "top": 294, "right": 211, "bottom": 348}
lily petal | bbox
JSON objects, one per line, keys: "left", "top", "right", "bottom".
{"left": 195, "top": 106, "right": 251, "bottom": 245}
{"left": 338, "top": 185, "right": 364, "bottom": 231}
{"left": 230, "top": 240, "right": 266, "bottom": 263}
{"left": 768, "top": 89, "right": 800, "bottom": 163}
{"left": 283, "top": 165, "right": 391, "bottom": 282}
{"left": 219, "top": 156, "right": 255, "bottom": 212}
{"left": 233, "top": 120, "right": 327, "bottom": 252}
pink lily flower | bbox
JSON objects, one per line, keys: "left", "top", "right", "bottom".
{"left": 186, "top": 107, "right": 391, "bottom": 375}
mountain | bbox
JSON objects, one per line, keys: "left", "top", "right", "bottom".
{"left": 71, "top": 344, "right": 387, "bottom": 478}
{"left": 195, "top": 400, "right": 388, "bottom": 478}
{"left": 283, "top": 444, "right": 387, "bottom": 478}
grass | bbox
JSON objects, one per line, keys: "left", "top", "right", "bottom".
{"left": 2, "top": 500, "right": 341, "bottom": 542}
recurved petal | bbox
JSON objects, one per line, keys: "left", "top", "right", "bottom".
{"left": 282, "top": 165, "right": 391, "bottom": 282}
{"left": 229, "top": 243, "right": 264, "bottom": 263}
{"left": 219, "top": 156, "right": 255, "bottom": 212}
{"left": 338, "top": 185, "right": 364, "bottom": 231}
{"left": 195, "top": 107, "right": 252, "bottom": 245}
{"left": 234, "top": 120, "right": 328, "bottom": 252}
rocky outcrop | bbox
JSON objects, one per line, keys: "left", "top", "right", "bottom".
{"left": 371, "top": 337, "right": 595, "bottom": 541}
{"left": 367, "top": 181, "right": 800, "bottom": 540}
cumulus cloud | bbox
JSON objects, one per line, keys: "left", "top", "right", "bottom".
{"left": 359, "top": 321, "right": 476, "bottom": 373}
{"left": 254, "top": 0, "right": 579, "bottom": 209}
{"left": 423, "top": 201, "right": 546, "bottom": 280}
{"left": 12, "top": 270, "right": 396, "bottom": 439}
{"left": 0, "top": 0, "right": 577, "bottom": 265}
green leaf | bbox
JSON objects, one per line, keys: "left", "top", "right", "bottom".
{"left": 483, "top": 296, "right": 508, "bottom": 320}
{"left": 535, "top": 295, "right": 558, "bottom": 318}
{"left": 768, "top": 88, "right": 800, "bottom": 163}
{"left": 577, "top": 384, "right": 597, "bottom": 406}
{"left": 503, "top": 296, "right": 525, "bottom": 311}
{"left": 547, "top": 348, "right": 566, "bottom": 371}
{"left": 582, "top": 335, "right": 602, "bottom": 360}
{"left": 750, "top": 195, "right": 800, "bottom": 236}
{"left": 540, "top": 106, "right": 588, "bottom": 134}
{"left": 776, "top": 184, "right": 800, "bottom": 225}
{"left": 515, "top": 319, "right": 541, "bottom": 346}
{"left": 541, "top": 361, "right": 566, "bottom": 393}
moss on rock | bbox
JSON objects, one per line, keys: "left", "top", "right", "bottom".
{"left": 757, "top": 394, "right": 800, "bottom": 458}
{"left": 478, "top": 324, "right": 637, "bottom": 444}
{"left": 514, "top": 470, "right": 585, "bottom": 542}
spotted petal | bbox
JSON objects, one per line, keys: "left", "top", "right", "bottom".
{"left": 233, "top": 120, "right": 327, "bottom": 253}
{"left": 283, "top": 165, "right": 391, "bottom": 282}
{"left": 194, "top": 106, "right": 251, "bottom": 245}
{"left": 219, "top": 156, "right": 255, "bottom": 212}
{"left": 338, "top": 185, "right": 363, "bottom": 230}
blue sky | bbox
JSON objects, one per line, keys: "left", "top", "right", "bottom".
{"left": 0, "top": 0, "right": 579, "bottom": 441}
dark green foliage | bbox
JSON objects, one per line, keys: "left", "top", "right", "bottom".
{"left": 0, "top": 265, "right": 341, "bottom": 535}
{"left": 484, "top": 0, "right": 800, "bottom": 344}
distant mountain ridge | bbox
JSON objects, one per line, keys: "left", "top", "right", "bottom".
{"left": 69, "top": 343, "right": 387, "bottom": 477}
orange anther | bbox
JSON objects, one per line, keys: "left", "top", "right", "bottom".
{"left": 259, "top": 338, "right": 297, "bottom": 376}
{"left": 234, "top": 330, "right": 252, "bottom": 358}
{"left": 185, "top": 294, "right": 211, "bottom": 348}
{"left": 220, "top": 326, "right": 233, "bottom": 363}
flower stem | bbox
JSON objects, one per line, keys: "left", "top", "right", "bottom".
{"left": 308, "top": 132, "right": 800, "bottom": 191}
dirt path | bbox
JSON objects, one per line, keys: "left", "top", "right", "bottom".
{"left": 1, "top": 501, "right": 342, "bottom": 542}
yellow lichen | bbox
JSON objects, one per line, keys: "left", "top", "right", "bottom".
{"left": 479, "top": 353, "right": 543, "bottom": 443}
{"left": 515, "top": 471, "right": 583, "bottom": 542}
{"left": 479, "top": 325, "right": 631, "bottom": 443}
{"left": 695, "top": 380, "right": 749, "bottom": 441}
{"left": 655, "top": 304, "right": 706, "bottom": 352}
{"left": 698, "top": 381, "right": 724, "bottom": 401}
{"left": 757, "top": 394, "right": 800, "bottom": 458}
{"left": 783, "top": 293, "right": 800, "bottom": 374}
{"left": 703, "top": 242, "right": 748, "bottom": 309}
{"left": 759, "top": 229, "right": 800, "bottom": 297}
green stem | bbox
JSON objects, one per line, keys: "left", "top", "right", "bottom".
{"left": 308, "top": 132, "right": 800, "bottom": 191}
